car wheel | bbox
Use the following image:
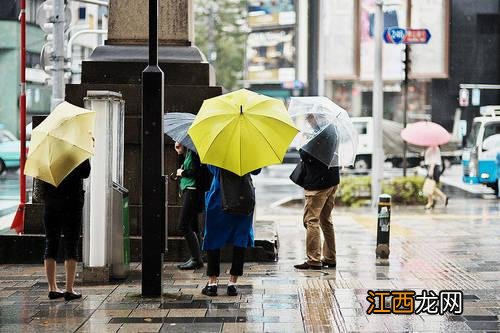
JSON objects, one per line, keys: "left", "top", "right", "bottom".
{"left": 354, "top": 158, "right": 369, "bottom": 170}
{"left": 492, "top": 181, "right": 499, "bottom": 197}
{"left": 0, "top": 159, "right": 6, "bottom": 176}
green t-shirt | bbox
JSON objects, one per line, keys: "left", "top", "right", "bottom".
{"left": 180, "top": 150, "right": 197, "bottom": 191}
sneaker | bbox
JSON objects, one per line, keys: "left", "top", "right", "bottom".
{"left": 201, "top": 284, "right": 218, "bottom": 297}
{"left": 321, "top": 261, "right": 336, "bottom": 269}
{"left": 227, "top": 285, "right": 238, "bottom": 296}
{"left": 48, "top": 290, "right": 64, "bottom": 300}
{"left": 64, "top": 291, "right": 82, "bottom": 301}
{"left": 294, "top": 262, "right": 321, "bottom": 270}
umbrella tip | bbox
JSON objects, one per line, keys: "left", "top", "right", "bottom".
{"left": 240, "top": 105, "right": 243, "bottom": 115}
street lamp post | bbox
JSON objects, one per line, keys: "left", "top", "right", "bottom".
{"left": 371, "top": 0, "right": 384, "bottom": 205}
{"left": 141, "top": 0, "right": 165, "bottom": 297}
{"left": 51, "top": 0, "right": 66, "bottom": 110}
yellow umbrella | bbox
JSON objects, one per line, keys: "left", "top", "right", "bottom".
{"left": 188, "top": 89, "right": 298, "bottom": 176}
{"left": 24, "top": 102, "right": 95, "bottom": 186}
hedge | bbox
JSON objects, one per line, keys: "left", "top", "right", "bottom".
{"left": 336, "top": 176, "right": 428, "bottom": 207}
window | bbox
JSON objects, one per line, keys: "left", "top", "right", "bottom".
{"left": 79, "top": 7, "right": 86, "bottom": 20}
{"left": 353, "top": 123, "right": 368, "bottom": 135}
{"left": 466, "top": 122, "right": 481, "bottom": 148}
{"left": 26, "top": 52, "right": 41, "bottom": 68}
{"left": 477, "top": 14, "right": 500, "bottom": 34}
{"left": 483, "top": 122, "right": 500, "bottom": 141}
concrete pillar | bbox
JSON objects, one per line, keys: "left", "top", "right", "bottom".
{"left": 107, "top": 0, "right": 193, "bottom": 46}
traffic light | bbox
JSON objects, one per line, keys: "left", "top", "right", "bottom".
{"left": 403, "top": 45, "right": 411, "bottom": 80}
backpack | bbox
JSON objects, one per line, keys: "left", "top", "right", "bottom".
{"left": 196, "top": 163, "right": 213, "bottom": 194}
{"left": 219, "top": 169, "right": 255, "bottom": 216}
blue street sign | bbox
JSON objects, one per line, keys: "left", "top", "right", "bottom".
{"left": 384, "top": 27, "right": 431, "bottom": 44}
{"left": 384, "top": 27, "right": 406, "bottom": 44}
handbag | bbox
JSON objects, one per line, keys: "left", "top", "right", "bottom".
{"left": 219, "top": 169, "right": 255, "bottom": 216}
{"left": 422, "top": 178, "right": 436, "bottom": 196}
{"left": 289, "top": 161, "right": 306, "bottom": 187}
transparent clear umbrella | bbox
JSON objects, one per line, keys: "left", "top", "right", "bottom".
{"left": 288, "top": 96, "right": 358, "bottom": 167}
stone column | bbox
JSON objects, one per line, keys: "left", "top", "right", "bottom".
{"left": 107, "top": 0, "right": 193, "bottom": 46}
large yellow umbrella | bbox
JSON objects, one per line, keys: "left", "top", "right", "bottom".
{"left": 188, "top": 89, "right": 298, "bottom": 176}
{"left": 24, "top": 102, "right": 95, "bottom": 186}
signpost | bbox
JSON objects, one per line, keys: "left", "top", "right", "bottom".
{"left": 384, "top": 27, "right": 431, "bottom": 176}
{"left": 384, "top": 27, "right": 431, "bottom": 45}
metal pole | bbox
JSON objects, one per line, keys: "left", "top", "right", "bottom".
{"left": 402, "top": 45, "right": 409, "bottom": 176}
{"left": 402, "top": 0, "right": 411, "bottom": 176}
{"left": 371, "top": 0, "right": 384, "bottom": 205}
{"left": 14, "top": 0, "right": 28, "bottom": 234}
{"left": 307, "top": 0, "right": 320, "bottom": 96}
{"left": 141, "top": 0, "right": 165, "bottom": 297}
{"left": 207, "top": 2, "right": 216, "bottom": 63}
{"left": 51, "top": 0, "right": 65, "bottom": 110}
{"left": 20, "top": 0, "right": 26, "bottom": 206}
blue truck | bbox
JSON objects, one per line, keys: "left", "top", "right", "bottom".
{"left": 462, "top": 106, "right": 500, "bottom": 196}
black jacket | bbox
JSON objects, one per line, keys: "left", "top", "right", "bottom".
{"left": 44, "top": 159, "right": 91, "bottom": 202}
{"left": 299, "top": 150, "right": 340, "bottom": 191}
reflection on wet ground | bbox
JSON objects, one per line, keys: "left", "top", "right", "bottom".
{"left": 0, "top": 167, "right": 499, "bottom": 332}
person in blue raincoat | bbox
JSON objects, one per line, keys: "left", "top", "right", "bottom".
{"left": 201, "top": 165, "right": 260, "bottom": 297}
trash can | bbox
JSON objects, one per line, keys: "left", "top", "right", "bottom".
{"left": 111, "top": 182, "right": 130, "bottom": 279}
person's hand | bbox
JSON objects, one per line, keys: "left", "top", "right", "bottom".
{"left": 176, "top": 169, "right": 183, "bottom": 177}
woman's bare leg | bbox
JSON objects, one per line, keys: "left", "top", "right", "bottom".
{"left": 44, "top": 259, "right": 59, "bottom": 292}
{"left": 64, "top": 259, "right": 77, "bottom": 293}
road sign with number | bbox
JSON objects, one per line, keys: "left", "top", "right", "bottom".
{"left": 384, "top": 27, "right": 431, "bottom": 44}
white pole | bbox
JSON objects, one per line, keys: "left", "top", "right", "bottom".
{"left": 371, "top": 0, "right": 384, "bottom": 205}
{"left": 51, "top": 0, "right": 65, "bottom": 110}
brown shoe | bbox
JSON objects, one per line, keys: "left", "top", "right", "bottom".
{"left": 294, "top": 262, "right": 321, "bottom": 270}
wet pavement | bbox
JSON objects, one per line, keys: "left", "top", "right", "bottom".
{"left": 0, "top": 166, "right": 499, "bottom": 332}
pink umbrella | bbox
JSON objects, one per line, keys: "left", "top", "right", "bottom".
{"left": 401, "top": 121, "right": 451, "bottom": 146}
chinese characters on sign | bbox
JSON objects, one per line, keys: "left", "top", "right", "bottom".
{"left": 366, "top": 290, "right": 463, "bottom": 315}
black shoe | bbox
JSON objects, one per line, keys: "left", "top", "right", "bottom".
{"left": 444, "top": 196, "right": 449, "bottom": 207}
{"left": 227, "top": 285, "right": 238, "bottom": 296}
{"left": 48, "top": 291, "right": 64, "bottom": 300}
{"left": 64, "top": 291, "right": 82, "bottom": 301}
{"left": 201, "top": 284, "right": 217, "bottom": 297}
{"left": 321, "top": 261, "right": 336, "bottom": 269}
{"left": 178, "top": 260, "right": 203, "bottom": 270}
{"left": 294, "top": 262, "right": 321, "bottom": 270}
{"left": 177, "top": 258, "right": 193, "bottom": 269}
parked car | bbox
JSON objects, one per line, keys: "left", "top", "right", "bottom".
{"left": 0, "top": 125, "right": 28, "bottom": 175}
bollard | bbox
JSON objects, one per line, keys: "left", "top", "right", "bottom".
{"left": 376, "top": 194, "right": 391, "bottom": 259}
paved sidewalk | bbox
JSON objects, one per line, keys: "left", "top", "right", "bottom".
{"left": 0, "top": 196, "right": 499, "bottom": 332}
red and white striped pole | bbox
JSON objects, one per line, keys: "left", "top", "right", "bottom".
{"left": 11, "top": 0, "right": 27, "bottom": 234}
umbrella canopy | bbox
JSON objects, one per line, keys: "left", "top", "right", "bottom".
{"left": 24, "top": 102, "right": 95, "bottom": 186}
{"left": 188, "top": 89, "right": 299, "bottom": 176}
{"left": 164, "top": 112, "right": 197, "bottom": 152}
{"left": 401, "top": 121, "right": 451, "bottom": 146}
{"left": 288, "top": 96, "right": 358, "bottom": 167}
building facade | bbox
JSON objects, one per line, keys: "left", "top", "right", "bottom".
{"left": 0, "top": 0, "right": 108, "bottom": 136}
{"left": 0, "top": 0, "right": 49, "bottom": 136}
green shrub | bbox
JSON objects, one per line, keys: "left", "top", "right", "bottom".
{"left": 336, "top": 176, "right": 427, "bottom": 206}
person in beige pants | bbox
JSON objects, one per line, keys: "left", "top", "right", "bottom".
{"left": 291, "top": 149, "right": 340, "bottom": 270}
{"left": 303, "top": 185, "right": 338, "bottom": 268}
